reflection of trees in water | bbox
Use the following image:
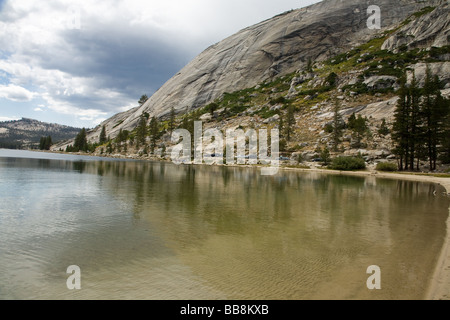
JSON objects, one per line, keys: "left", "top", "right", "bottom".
{"left": 68, "top": 160, "right": 449, "bottom": 251}
{"left": 35, "top": 158, "right": 448, "bottom": 299}
{"left": 72, "top": 161, "right": 87, "bottom": 173}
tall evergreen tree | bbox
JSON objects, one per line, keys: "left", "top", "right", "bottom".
{"left": 278, "top": 114, "right": 284, "bottom": 139}
{"left": 393, "top": 68, "right": 449, "bottom": 171}
{"left": 440, "top": 96, "right": 450, "bottom": 164}
{"left": 99, "top": 125, "right": 107, "bottom": 144}
{"left": 74, "top": 128, "right": 88, "bottom": 152}
{"left": 169, "top": 107, "right": 176, "bottom": 134}
{"left": 422, "top": 67, "right": 441, "bottom": 171}
{"left": 392, "top": 75, "right": 411, "bottom": 171}
{"left": 285, "top": 104, "right": 296, "bottom": 142}
{"left": 149, "top": 116, "right": 159, "bottom": 153}
{"left": 409, "top": 73, "right": 421, "bottom": 170}
{"left": 331, "top": 101, "right": 343, "bottom": 152}
{"left": 45, "top": 136, "right": 52, "bottom": 150}
{"left": 136, "top": 115, "right": 147, "bottom": 147}
{"left": 39, "top": 137, "right": 45, "bottom": 150}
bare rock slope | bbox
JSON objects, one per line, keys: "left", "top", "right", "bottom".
{"left": 59, "top": 0, "right": 448, "bottom": 147}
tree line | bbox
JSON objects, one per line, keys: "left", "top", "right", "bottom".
{"left": 392, "top": 68, "right": 450, "bottom": 171}
{"left": 39, "top": 136, "right": 52, "bottom": 150}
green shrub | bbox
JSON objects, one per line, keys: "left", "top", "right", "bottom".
{"left": 270, "top": 96, "right": 287, "bottom": 105}
{"left": 256, "top": 107, "right": 279, "bottom": 119}
{"left": 325, "top": 72, "right": 338, "bottom": 87}
{"left": 376, "top": 162, "right": 398, "bottom": 172}
{"left": 329, "top": 156, "right": 366, "bottom": 171}
{"left": 324, "top": 123, "right": 334, "bottom": 133}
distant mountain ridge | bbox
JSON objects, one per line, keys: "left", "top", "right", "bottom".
{"left": 0, "top": 118, "right": 81, "bottom": 149}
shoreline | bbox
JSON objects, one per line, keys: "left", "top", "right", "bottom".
{"left": 8, "top": 148, "right": 450, "bottom": 299}
{"left": 278, "top": 167, "right": 450, "bottom": 300}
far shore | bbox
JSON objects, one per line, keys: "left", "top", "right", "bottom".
{"left": 44, "top": 148, "right": 450, "bottom": 193}
{"left": 11, "top": 148, "right": 450, "bottom": 300}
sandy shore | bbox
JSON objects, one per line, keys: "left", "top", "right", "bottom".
{"left": 281, "top": 166, "right": 450, "bottom": 300}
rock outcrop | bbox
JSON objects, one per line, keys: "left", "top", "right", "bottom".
{"left": 382, "top": 1, "right": 450, "bottom": 51}
{"left": 73, "top": 0, "right": 446, "bottom": 147}
{"left": 407, "top": 62, "right": 450, "bottom": 87}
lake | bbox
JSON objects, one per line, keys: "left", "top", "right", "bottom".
{"left": 0, "top": 149, "right": 448, "bottom": 300}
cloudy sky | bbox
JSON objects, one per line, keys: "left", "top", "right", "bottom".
{"left": 0, "top": 0, "right": 321, "bottom": 128}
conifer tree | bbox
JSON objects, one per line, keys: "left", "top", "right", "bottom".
{"left": 392, "top": 75, "right": 411, "bottom": 171}
{"left": 136, "top": 114, "right": 147, "bottom": 147}
{"left": 99, "top": 125, "right": 107, "bottom": 144}
{"left": 169, "top": 107, "right": 176, "bottom": 134}
{"left": 74, "top": 128, "right": 88, "bottom": 152}
{"left": 285, "top": 104, "right": 295, "bottom": 142}
{"left": 149, "top": 116, "right": 159, "bottom": 153}
{"left": 331, "top": 101, "right": 343, "bottom": 152}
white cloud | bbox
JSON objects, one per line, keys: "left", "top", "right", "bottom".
{"left": 0, "top": 0, "right": 321, "bottom": 127}
{"left": 0, "top": 116, "right": 20, "bottom": 122}
{"left": 0, "top": 84, "right": 36, "bottom": 102}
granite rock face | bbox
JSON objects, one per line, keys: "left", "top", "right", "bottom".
{"left": 407, "top": 62, "right": 450, "bottom": 87}
{"left": 382, "top": 1, "right": 450, "bottom": 51}
{"left": 60, "top": 0, "right": 447, "bottom": 145}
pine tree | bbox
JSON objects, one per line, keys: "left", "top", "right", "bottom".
{"left": 149, "top": 116, "right": 159, "bottom": 153}
{"left": 348, "top": 114, "right": 368, "bottom": 148}
{"left": 74, "top": 128, "right": 88, "bottom": 152}
{"left": 169, "top": 107, "right": 176, "bottom": 134}
{"left": 99, "top": 125, "right": 107, "bottom": 144}
{"left": 378, "top": 119, "right": 390, "bottom": 136}
{"left": 278, "top": 114, "right": 284, "bottom": 139}
{"left": 348, "top": 113, "right": 357, "bottom": 130}
{"left": 39, "top": 137, "right": 45, "bottom": 150}
{"left": 331, "top": 101, "right": 343, "bottom": 152}
{"left": 440, "top": 97, "right": 450, "bottom": 164}
{"left": 433, "top": 83, "right": 450, "bottom": 165}
{"left": 422, "top": 67, "right": 441, "bottom": 171}
{"left": 306, "top": 57, "right": 313, "bottom": 73}
{"left": 136, "top": 115, "right": 147, "bottom": 147}
{"left": 392, "top": 75, "right": 411, "bottom": 171}
{"left": 409, "top": 74, "right": 421, "bottom": 170}
{"left": 107, "top": 142, "right": 113, "bottom": 154}
{"left": 320, "top": 147, "right": 331, "bottom": 165}
{"left": 138, "top": 94, "right": 148, "bottom": 106}
{"left": 285, "top": 104, "right": 295, "bottom": 142}
{"left": 45, "top": 136, "right": 52, "bottom": 150}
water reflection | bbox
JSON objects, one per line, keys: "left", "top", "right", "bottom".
{"left": 0, "top": 154, "right": 448, "bottom": 300}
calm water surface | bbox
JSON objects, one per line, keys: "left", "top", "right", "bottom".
{"left": 0, "top": 149, "right": 448, "bottom": 300}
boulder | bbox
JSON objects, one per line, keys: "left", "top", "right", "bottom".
{"left": 200, "top": 113, "right": 212, "bottom": 121}
{"left": 407, "top": 62, "right": 450, "bottom": 88}
{"left": 263, "top": 114, "right": 280, "bottom": 124}
{"left": 363, "top": 76, "right": 398, "bottom": 90}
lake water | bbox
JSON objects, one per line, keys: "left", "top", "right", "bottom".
{"left": 0, "top": 149, "right": 449, "bottom": 300}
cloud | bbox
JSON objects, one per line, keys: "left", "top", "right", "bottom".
{"left": 0, "top": 0, "right": 320, "bottom": 127}
{"left": 0, "top": 116, "right": 20, "bottom": 122}
{"left": 0, "top": 84, "right": 35, "bottom": 102}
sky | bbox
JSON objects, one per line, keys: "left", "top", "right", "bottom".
{"left": 0, "top": 0, "right": 321, "bottom": 128}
